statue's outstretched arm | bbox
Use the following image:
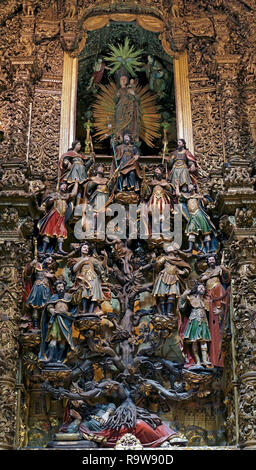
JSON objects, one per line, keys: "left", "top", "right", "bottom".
{"left": 142, "top": 378, "right": 198, "bottom": 401}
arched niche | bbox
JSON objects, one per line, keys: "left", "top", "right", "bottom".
{"left": 59, "top": 12, "right": 193, "bottom": 157}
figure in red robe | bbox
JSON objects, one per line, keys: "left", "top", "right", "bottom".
{"left": 59, "top": 399, "right": 185, "bottom": 448}
{"left": 199, "top": 255, "right": 230, "bottom": 367}
{"left": 38, "top": 180, "right": 78, "bottom": 255}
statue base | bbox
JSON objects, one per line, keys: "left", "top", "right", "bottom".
{"left": 75, "top": 313, "right": 103, "bottom": 332}
{"left": 41, "top": 362, "right": 70, "bottom": 370}
{"left": 47, "top": 433, "right": 98, "bottom": 449}
{"left": 40, "top": 364, "right": 71, "bottom": 386}
{"left": 47, "top": 440, "right": 98, "bottom": 449}
{"left": 114, "top": 190, "right": 139, "bottom": 205}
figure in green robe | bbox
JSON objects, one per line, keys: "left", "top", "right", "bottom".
{"left": 176, "top": 183, "right": 218, "bottom": 254}
{"left": 179, "top": 283, "right": 211, "bottom": 367}
{"left": 39, "top": 280, "right": 77, "bottom": 364}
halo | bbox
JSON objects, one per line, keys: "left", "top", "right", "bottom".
{"left": 92, "top": 81, "right": 161, "bottom": 147}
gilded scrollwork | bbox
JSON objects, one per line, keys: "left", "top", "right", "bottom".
{"left": 0, "top": 0, "right": 255, "bottom": 451}
{"left": 28, "top": 93, "right": 62, "bottom": 180}
{"left": 0, "top": 239, "right": 33, "bottom": 449}
{"left": 224, "top": 235, "right": 256, "bottom": 447}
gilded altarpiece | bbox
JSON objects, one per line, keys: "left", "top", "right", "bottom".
{"left": 0, "top": 0, "right": 255, "bottom": 451}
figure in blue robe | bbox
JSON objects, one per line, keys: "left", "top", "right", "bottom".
{"left": 39, "top": 280, "right": 77, "bottom": 364}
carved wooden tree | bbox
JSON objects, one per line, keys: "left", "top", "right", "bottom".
{"left": 0, "top": 0, "right": 255, "bottom": 450}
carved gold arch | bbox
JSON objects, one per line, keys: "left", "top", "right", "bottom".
{"left": 59, "top": 13, "right": 194, "bottom": 156}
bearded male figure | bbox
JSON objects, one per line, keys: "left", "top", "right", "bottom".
{"left": 199, "top": 255, "right": 230, "bottom": 367}
{"left": 39, "top": 280, "right": 77, "bottom": 364}
{"left": 111, "top": 133, "right": 142, "bottom": 192}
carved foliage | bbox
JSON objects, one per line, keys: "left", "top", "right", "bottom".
{"left": 239, "top": 381, "right": 256, "bottom": 446}
{"left": 0, "top": 240, "right": 32, "bottom": 448}
{"left": 190, "top": 89, "right": 224, "bottom": 178}
{"left": 28, "top": 92, "right": 62, "bottom": 180}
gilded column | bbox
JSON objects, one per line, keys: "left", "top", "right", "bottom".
{"left": 213, "top": 74, "right": 256, "bottom": 446}
{"left": 0, "top": 158, "right": 37, "bottom": 449}
{"left": 227, "top": 237, "right": 256, "bottom": 449}
{"left": 217, "top": 159, "right": 256, "bottom": 449}
{"left": 0, "top": 237, "right": 32, "bottom": 449}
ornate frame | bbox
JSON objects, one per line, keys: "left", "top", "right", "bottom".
{"left": 1, "top": 0, "right": 256, "bottom": 451}
{"left": 59, "top": 13, "right": 194, "bottom": 157}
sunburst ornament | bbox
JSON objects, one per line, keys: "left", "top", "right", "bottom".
{"left": 92, "top": 80, "right": 161, "bottom": 147}
{"left": 104, "top": 38, "right": 144, "bottom": 77}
